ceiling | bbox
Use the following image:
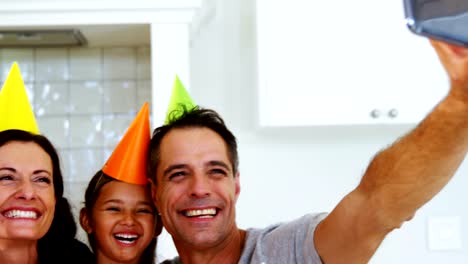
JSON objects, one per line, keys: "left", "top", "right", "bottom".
{"left": 0, "top": 24, "right": 150, "bottom": 47}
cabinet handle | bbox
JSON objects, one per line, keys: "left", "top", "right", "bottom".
{"left": 370, "top": 109, "right": 381, "bottom": 118}
{"left": 388, "top": 108, "right": 398, "bottom": 118}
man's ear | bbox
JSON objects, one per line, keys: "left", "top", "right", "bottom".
{"left": 148, "top": 178, "right": 159, "bottom": 206}
{"left": 80, "top": 208, "right": 93, "bottom": 234}
{"left": 234, "top": 172, "right": 241, "bottom": 201}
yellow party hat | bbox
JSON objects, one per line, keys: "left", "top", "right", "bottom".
{"left": 102, "top": 103, "right": 150, "bottom": 185}
{"left": 164, "top": 75, "right": 196, "bottom": 124}
{"left": 0, "top": 62, "right": 39, "bottom": 134}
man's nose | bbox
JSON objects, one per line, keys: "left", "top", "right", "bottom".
{"left": 190, "top": 173, "right": 211, "bottom": 198}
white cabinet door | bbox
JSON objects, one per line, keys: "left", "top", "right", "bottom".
{"left": 256, "top": 0, "right": 449, "bottom": 126}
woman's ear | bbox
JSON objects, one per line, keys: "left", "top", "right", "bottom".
{"left": 80, "top": 208, "right": 93, "bottom": 234}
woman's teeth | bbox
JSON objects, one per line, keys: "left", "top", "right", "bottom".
{"left": 3, "top": 210, "right": 38, "bottom": 219}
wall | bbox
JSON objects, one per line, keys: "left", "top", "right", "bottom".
{"left": 176, "top": 0, "right": 468, "bottom": 263}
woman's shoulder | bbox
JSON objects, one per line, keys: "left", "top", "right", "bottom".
{"left": 68, "top": 239, "right": 95, "bottom": 263}
{"left": 39, "top": 238, "right": 94, "bottom": 264}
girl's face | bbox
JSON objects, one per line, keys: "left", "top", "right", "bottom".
{"left": 84, "top": 181, "right": 156, "bottom": 264}
{"left": 0, "top": 141, "right": 55, "bottom": 242}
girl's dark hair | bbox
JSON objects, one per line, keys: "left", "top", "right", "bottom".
{"left": 82, "top": 170, "right": 162, "bottom": 264}
{"left": 147, "top": 106, "right": 239, "bottom": 183}
{"left": 0, "top": 129, "right": 86, "bottom": 261}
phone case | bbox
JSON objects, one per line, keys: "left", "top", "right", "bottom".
{"left": 404, "top": 0, "right": 468, "bottom": 47}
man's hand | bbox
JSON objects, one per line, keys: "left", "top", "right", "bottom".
{"left": 430, "top": 39, "right": 468, "bottom": 94}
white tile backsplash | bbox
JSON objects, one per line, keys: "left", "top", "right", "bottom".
{"left": 35, "top": 48, "right": 69, "bottom": 81}
{"left": 69, "top": 81, "right": 103, "bottom": 114}
{"left": 37, "top": 116, "right": 70, "bottom": 148}
{"left": 137, "top": 80, "right": 152, "bottom": 110}
{"left": 137, "top": 46, "right": 151, "bottom": 80}
{"left": 68, "top": 148, "right": 104, "bottom": 182}
{"left": 1, "top": 49, "right": 35, "bottom": 82}
{"left": 103, "top": 80, "right": 137, "bottom": 113}
{"left": 101, "top": 114, "right": 134, "bottom": 148}
{"left": 69, "top": 115, "right": 104, "bottom": 148}
{"left": 35, "top": 82, "right": 69, "bottom": 116}
{"left": 103, "top": 47, "right": 137, "bottom": 80}
{"left": 70, "top": 48, "right": 102, "bottom": 80}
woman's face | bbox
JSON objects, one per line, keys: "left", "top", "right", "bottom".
{"left": 0, "top": 141, "right": 56, "bottom": 242}
{"left": 84, "top": 181, "right": 156, "bottom": 264}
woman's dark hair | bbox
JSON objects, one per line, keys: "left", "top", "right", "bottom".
{"left": 147, "top": 106, "right": 239, "bottom": 183}
{"left": 0, "top": 129, "right": 86, "bottom": 261}
{"left": 82, "top": 170, "right": 162, "bottom": 264}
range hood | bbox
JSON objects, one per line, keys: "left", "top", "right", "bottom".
{"left": 0, "top": 29, "right": 87, "bottom": 47}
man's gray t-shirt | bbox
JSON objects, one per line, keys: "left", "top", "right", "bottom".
{"left": 239, "top": 213, "right": 326, "bottom": 264}
{"left": 161, "top": 213, "right": 327, "bottom": 264}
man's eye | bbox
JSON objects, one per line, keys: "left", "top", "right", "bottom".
{"left": 210, "top": 169, "right": 227, "bottom": 176}
{"left": 169, "top": 171, "right": 186, "bottom": 180}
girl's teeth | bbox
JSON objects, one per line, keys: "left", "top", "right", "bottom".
{"left": 114, "top": 233, "right": 139, "bottom": 243}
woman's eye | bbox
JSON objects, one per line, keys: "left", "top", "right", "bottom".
{"left": 35, "top": 176, "right": 51, "bottom": 184}
{"left": 0, "top": 175, "right": 14, "bottom": 181}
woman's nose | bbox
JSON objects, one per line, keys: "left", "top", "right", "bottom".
{"left": 15, "top": 180, "right": 37, "bottom": 200}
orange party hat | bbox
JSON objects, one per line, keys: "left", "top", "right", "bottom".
{"left": 0, "top": 62, "right": 40, "bottom": 134}
{"left": 102, "top": 103, "right": 150, "bottom": 184}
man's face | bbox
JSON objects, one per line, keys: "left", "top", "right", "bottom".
{"left": 151, "top": 127, "right": 240, "bottom": 249}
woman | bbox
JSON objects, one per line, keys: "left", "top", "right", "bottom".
{"left": 0, "top": 129, "right": 93, "bottom": 264}
{"left": 80, "top": 170, "right": 162, "bottom": 264}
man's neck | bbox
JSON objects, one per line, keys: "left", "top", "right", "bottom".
{"left": 176, "top": 228, "right": 247, "bottom": 264}
{"left": 0, "top": 239, "right": 38, "bottom": 264}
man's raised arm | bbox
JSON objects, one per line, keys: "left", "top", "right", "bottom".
{"left": 314, "top": 39, "right": 468, "bottom": 263}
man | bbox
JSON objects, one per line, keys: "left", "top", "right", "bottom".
{"left": 147, "top": 39, "right": 468, "bottom": 264}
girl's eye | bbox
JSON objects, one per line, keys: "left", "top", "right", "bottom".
{"left": 106, "top": 207, "right": 120, "bottom": 212}
{"left": 137, "top": 208, "right": 154, "bottom": 214}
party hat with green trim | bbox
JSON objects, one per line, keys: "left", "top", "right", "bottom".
{"left": 164, "top": 75, "right": 196, "bottom": 124}
{"left": 0, "top": 62, "right": 39, "bottom": 134}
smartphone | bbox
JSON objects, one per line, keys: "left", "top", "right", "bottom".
{"left": 404, "top": 0, "right": 468, "bottom": 46}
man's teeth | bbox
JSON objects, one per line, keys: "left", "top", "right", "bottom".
{"left": 185, "top": 208, "right": 217, "bottom": 217}
{"left": 4, "top": 210, "right": 38, "bottom": 219}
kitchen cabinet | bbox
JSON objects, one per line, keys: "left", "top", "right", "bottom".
{"left": 256, "top": 0, "right": 449, "bottom": 126}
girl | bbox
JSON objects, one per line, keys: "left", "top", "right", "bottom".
{"left": 80, "top": 171, "right": 162, "bottom": 264}
{"left": 79, "top": 102, "right": 162, "bottom": 264}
